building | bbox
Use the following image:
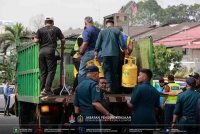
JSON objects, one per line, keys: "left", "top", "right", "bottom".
{"left": 131, "top": 22, "right": 200, "bottom": 71}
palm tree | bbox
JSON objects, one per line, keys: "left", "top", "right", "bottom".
{"left": 0, "top": 23, "right": 30, "bottom": 81}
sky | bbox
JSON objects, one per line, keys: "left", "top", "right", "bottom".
{"left": 0, "top": 0, "right": 200, "bottom": 31}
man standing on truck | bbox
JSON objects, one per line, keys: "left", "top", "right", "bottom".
{"left": 78, "top": 16, "right": 100, "bottom": 83}
{"left": 126, "top": 69, "right": 160, "bottom": 130}
{"left": 74, "top": 65, "right": 113, "bottom": 128}
{"left": 34, "top": 17, "right": 65, "bottom": 96}
{"left": 95, "top": 19, "right": 128, "bottom": 93}
{"left": 71, "top": 34, "right": 83, "bottom": 91}
{"left": 117, "top": 26, "right": 133, "bottom": 93}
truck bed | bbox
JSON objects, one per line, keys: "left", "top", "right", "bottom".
{"left": 18, "top": 93, "right": 169, "bottom": 104}
{"left": 39, "top": 94, "right": 132, "bottom": 104}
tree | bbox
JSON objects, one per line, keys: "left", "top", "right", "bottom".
{"left": 122, "top": 0, "right": 162, "bottom": 25}
{"left": 0, "top": 23, "right": 30, "bottom": 82}
{"left": 153, "top": 45, "right": 183, "bottom": 77}
{"left": 94, "top": 21, "right": 104, "bottom": 29}
{"left": 188, "top": 4, "right": 200, "bottom": 22}
{"left": 157, "top": 4, "right": 190, "bottom": 24}
{"left": 121, "top": 1, "right": 200, "bottom": 25}
{"left": 29, "top": 14, "right": 45, "bottom": 31}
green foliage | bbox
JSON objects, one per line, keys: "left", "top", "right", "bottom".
{"left": 94, "top": 21, "right": 104, "bottom": 29}
{"left": 0, "top": 23, "right": 30, "bottom": 83}
{"left": 131, "top": 0, "right": 162, "bottom": 25}
{"left": 153, "top": 44, "right": 183, "bottom": 77}
{"left": 123, "top": 0, "right": 200, "bottom": 25}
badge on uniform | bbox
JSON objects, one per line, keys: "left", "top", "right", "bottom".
{"left": 96, "top": 86, "right": 100, "bottom": 92}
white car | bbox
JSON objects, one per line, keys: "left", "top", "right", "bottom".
{"left": 0, "top": 85, "right": 16, "bottom": 114}
{"left": 153, "top": 80, "right": 186, "bottom": 89}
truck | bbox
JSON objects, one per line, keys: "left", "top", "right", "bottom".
{"left": 15, "top": 13, "right": 154, "bottom": 134}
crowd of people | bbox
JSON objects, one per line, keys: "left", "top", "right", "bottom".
{"left": 33, "top": 16, "right": 200, "bottom": 133}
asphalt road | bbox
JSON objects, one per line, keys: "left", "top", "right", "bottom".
{"left": 0, "top": 113, "right": 19, "bottom": 134}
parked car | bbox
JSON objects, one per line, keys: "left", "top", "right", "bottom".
{"left": 0, "top": 85, "right": 16, "bottom": 115}
{"left": 153, "top": 80, "right": 186, "bottom": 89}
{"left": 175, "top": 80, "right": 186, "bottom": 89}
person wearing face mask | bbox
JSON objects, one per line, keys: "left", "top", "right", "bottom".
{"left": 126, "top": 69, "right": 160, "bottom": 131}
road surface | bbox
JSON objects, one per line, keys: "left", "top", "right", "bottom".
{"left": 0, "top": 113, "right": 19, "bottom": 134}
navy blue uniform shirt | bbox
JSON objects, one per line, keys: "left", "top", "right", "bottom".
{"left": 82, "top": 26, "right": 100, "bottom": 51}
{"left": 174, "top": 88, "right": 200, "bottom": 118}
{"left": 95, "top": 27, "right": 127, "bottom": 57}
{"left": 130, "top": 82, "right": 160, "bottom": 124}
{"left": 74, "top": 78, "right": 102, "bottom": 116}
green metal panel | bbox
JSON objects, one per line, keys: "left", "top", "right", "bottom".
{"left": 52, "top": 64, "right": 74, "bottom": 88}
{"left": 17, "top": 43, "right": 40, "bottom": 103}
{"left": 131, "top": 36, "right": 154, "bottom": 70}
{"left": 17, "top": 43, "right": 75, "bottom": 104}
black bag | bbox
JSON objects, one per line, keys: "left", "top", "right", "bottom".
{"left": 46, "top": 27, "right": 61, "bottom": 60}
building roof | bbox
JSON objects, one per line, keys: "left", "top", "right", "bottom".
{"left": 182, "top": 44, "right": 200, "bottom": 49}
{"left": 129, "top": 25, "right": 155, "bottom": 37}
{"left": 133, "top": 22, "right": 200, "bottom": 43}
{"left": 154, "top": 23, "right": 200, "bottom": 47}
{"left": 182, "top": 38, "right": 200, "bottom": 49}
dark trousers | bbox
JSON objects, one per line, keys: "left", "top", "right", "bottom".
{"left": 177, "top": 116, "right": 197, "bottom": 134}
{"left": 39, "top": 47, "right": 57, "bottom": 91}
{"left": 72, "top": 58, "right": 80, "bottom": 90}
{"left": 164, "top": 104, "right": 175, "bottom": 128}
{"left": 103, "top": 56, "right": 119, "bottom": 93}
{"left": 4, "top": 95, "right": 10, "bottom": 115}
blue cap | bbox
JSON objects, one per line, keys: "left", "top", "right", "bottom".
{"left": 186, "top": 77, "right": 196, "bottom": 87}
{"left": 86, "top": 65, "right": 99, "bottom": 73}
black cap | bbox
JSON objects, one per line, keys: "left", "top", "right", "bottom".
{"left": 86, "top": 65, "right": 99, "bottom": 73}
{"left": 168, "top": 75, "right": 174, "bottom": 81}
{"left": 189, "top": 72, "right": 200, "bottom": 79}
{"left": 105, "top": 19, "right": 114, "bottom": 24}
{"left": 186, "top": 77, "right": 196, "bottom": 87}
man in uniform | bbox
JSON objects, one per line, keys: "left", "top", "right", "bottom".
{"left": 172, "top": 77, "right": 200, "bottom": 133}
{"left": 34, "top": 17, "right": 65, "bottom": 96}
{"left": 162, "top": 75, "right": 180, "bottom": 128}
{"left": 117, "top": 26, "right": 133, "bottom": 93}
{"left": 189, "top": 72, "right": 200, "bottom": 93}
{"left": 78, "top": 16, "right": 100, "bottom": 83}
{"left": 71, "top": 34, "right": 83, "bottom": 91}
{"left": 95, "top": 19, "right": 128, "bottom": 93}
{"left": 118, "top": 26, "right": 133, "bottom": 55}
{"left": 97, "top": 77, "right": 110, "bottom": 110}
{"left": 74, "top": 65, "right": 112, "bottom": 128}
{"left": 126, "top": 69, "right": 160, "bottom": 130}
